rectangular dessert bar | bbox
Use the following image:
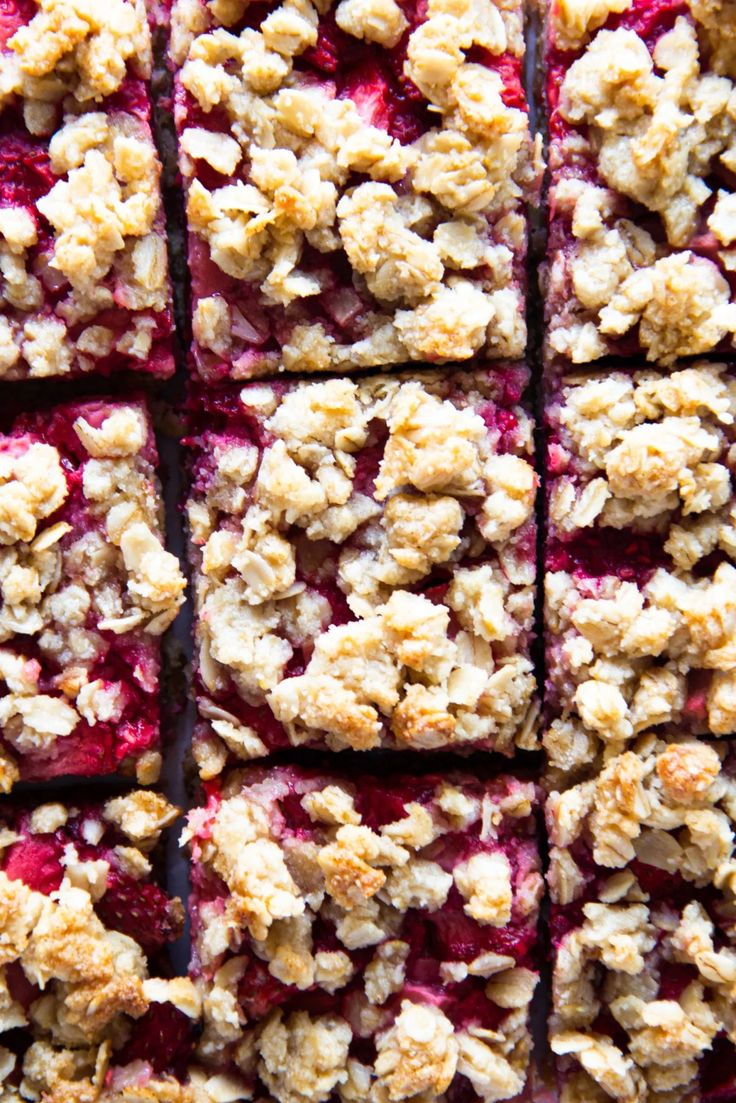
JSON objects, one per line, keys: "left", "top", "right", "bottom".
{"left": 0, "top": 791, "right": 200, "bottom": 1102}
{"left": 0, "top": 0, "right": 175, "bottom": 381}
{"left": 170, "top": 0, "right": 541, "bottom": 380}
{"left": 543, "top": 0, "right": 736, "bottom": 368}
{"left": 543, "top": 361, "right": 736, "bottom": 778}
{"left": 186, "top": 366, "right": 538, "bottom": 768}
{"left": 0, "top": 395, "right": 185, "bottom": 790}
{"left": 547, "top": 735, "right": 736, "bottom": 1103}
{"left": 184, "top": 764, "right": 543, "bottom": 1102}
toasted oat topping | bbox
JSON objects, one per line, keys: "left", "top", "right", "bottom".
{"left": 258, "top": 1009, "right": 352, "bottom": 1103}
{"left": 1, "top": 0, "right": 151, "bottom": 117}
{"left": 690, "top": 0, "right": 736, "bottom": 79}
{"left": 0, "top": 404, "right": 184, "bottom": 789}
{"left": 550, "top": 0, "right": 633, "bottom": 49}
{"left": 544, "top": 559, "right": 736, "bottom": 771}
{"left": 548, "top": 16, "right": 736, "bottom": 365}
{"left": 0, "top": 1, "right": 171, "bottom": 381}
{"left": 0, "top": 796, "right": 194, "bottom": 1102}
{"left": 548, "top": 363, "right": 736, "bottom": 546}
{"left": 550, "top": 883, "right": 736, "bottom": 1103}
{"left": 0, "top": 109, "right": 169, "bottom": 381}
{"left": 184, "top": 767, "right": 541, "bottom": 1095}
{"left": 176, "top": 0, "right": 537, "bottom": 367}
{"left": 191, "top": 373, "right": 537, "bottom": 761}
{"left": 547, "top": 735, "right": 735, "bottom": 885}
{"left": 375, "top": 1000, "right": 458, "bottom": 1098}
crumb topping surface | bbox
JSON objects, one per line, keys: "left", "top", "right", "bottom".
{"left": 174, "top": 0, "right": 539, "bottom": 374}
{"left": 0, "top": 0, "right": 152, "bottom": 113}
{"left": 545, "top": 557, "right": 736, "bottom": 780}
{"left": 546, "top": 10, "right": 736, "bottom": 365}
{"left": 0, "top": 3, "right": 172, "bottom": 380}
{"left": 548, "top": 735, "right": 736, "bottom": 1103}
{"left": 0, "top": 400, "right": 185, "bottom": 789}
{"left": 547, "top": 363, "right": 736, "bottom": 555}
{"left": 184, "top": 766, "right": 542, "bottom": 1102}
{"left": 0, "top": 795, "right": 195, "bottom": 1102}
{"left": 188, "top": 371, "right": 538, "bottom": 762}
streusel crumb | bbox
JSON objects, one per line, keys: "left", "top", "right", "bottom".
{"left": 546, "top": 11, "right": 736, "bottom": 366}
{"left": 0, "top": 399, "right": 184, "bottom": 788}
{"left": 174, "top": 0, "right": 538, "bottom": 375}
{"left": 184, "top": 766, "right": 542, "bottom": 1097}
{"left": 190, "top": 369, "right": 537, "bottom": 763}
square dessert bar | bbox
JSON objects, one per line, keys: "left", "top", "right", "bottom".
{"left": 184, "top": 765, "right": 543, "bottom": 1102}
{"left": 543, "top": 0, "right": 736, "bottom": 368}
{"left": 0, "top": 395, "right": 185, "bottom": 790}
{"left": 0, "top": 791, "right": 200, "bottom": 1102}
{"left": 171, "top": 0, "right": 541, "bottom": 380}
{"left": 547, "top": 735, "right": 736, "bottom": 1103}
{"left": 543, "top": 361, "right": 736, "bottom": 778}
{"left": 186, "top": 366, "right": 538, "bottom": 769}
{"left": 0, "top": 0, "right": 174, "bottom": 381}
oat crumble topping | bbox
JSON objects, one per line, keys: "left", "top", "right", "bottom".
{"left": 547, "top": 734, "right": 735, "bottom": 883}
{"left": 549, "top": 763, "right": 736, "bottom": 1103}
{"left": 544, "top": 558, "right": 736, "bottom": 778}
{"left": 0, "top": 796, "right": 195, "bottom": 1102}
{"left": 174, "top": 0, "right": 540, "bottom": 374}
{"left": 184, "top": 767, "right": 542, "bottom": 1100}
{"left": 0, "top": 3, "right": 172, "bottom": 380}
{"left": 546, "top": 11, "right": 736, "bottom": 365}
{"left": 1, "top": 0, "right": 152, "bottom": 111}
{"left": 189, "top": 371, "right": 537, "bottom": 763}
{"left": 547, "top": 363, "right": 736, "bottom": 549}
{"left": 0, "top": 400, "right": 185, "bottom": 788}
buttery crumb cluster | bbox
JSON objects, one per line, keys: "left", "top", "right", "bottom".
{"left": 0, "top": 399, "right": 185, "bottom": 790}
{"left": 546, "top": 363, "right": 736, "bottom": 547}
{"left": 187, "top": 370, "right": 538, "bottom": 765}
{"left": 543, "top": 6, "right": 736, "bottom": 1076}
{"left": 172, "top": 0, "right": 540, "bottom": 378}
{"left": 544, "top": 359, "right": 736, "bottom": 772}
{"left": 0, "top": 0, "right": 173, "bottom": 379}
{"left": 547, "top": 736, "right": 736, "bottom": 1103}
{"left": 543, "top": 356, "right": 736, "bottom": 1101}
{"left": 545, "top": 2, "right": 736, "bottom": 366}
{"left": 184, "top": 766, "right": 543, "bottom": 1103}
{"left": 0, "top": 792, "right": 199, "bottom": 1103}
{"left": 545, "top": 557, "right": 736, "bottom": 766}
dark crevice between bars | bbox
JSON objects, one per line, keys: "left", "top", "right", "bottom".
{"left": 524, "top": 0, "right": 555, "bottom": 1094}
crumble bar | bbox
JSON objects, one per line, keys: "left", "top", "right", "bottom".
{"left": 186, "top": 367, "right": 538, "bottom": 767}
{"left": 0, "top": 792, "right": 201, "bottom": 1103}
{"left": 545, "top": 362, "right": 736, "bottom": 549}
{"left": 544, "top": 0, "right": 736, "bottom": 368}
{"left": 170, "top": 0, "right": 541, "bottom": 380}
{"left": 543, "top": 361, "right": 736, "bottom": 776}
{"left": 0, "top": 396, "right": 186, "bottom": 790}
{"left": 183, "top": 764, "right": 543, "bottom": 1102}
{"left": 547, "top": 734, "right": 736, "bottom": 1103}
{"left": 0, "top": 0, "right": 175, "bottom": 380}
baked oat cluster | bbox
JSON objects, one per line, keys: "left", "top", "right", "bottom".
{"left": 545, "top": 0, "right": 736, "bottom": 367}
{"left": 545, "top": 558, "right": 736, "bottom": 767}
{"left": 187, "top": 369, "right": 538, "bottom": 765}
{"left": 0, "top": 398, "right": 185, "bottom": 789}
{"left": 541, "top": 10, "right": 736, "bottom": 1073}
{"left": 0, "top": 0, "right": 174, "bottom": 379}
{"left": 547, "top": 735, "right": 736, "bottom": 890}
{"left": 172, "top": 0, "right": 540, "bottom": 379}
{"left": 546, "top": 363, "right": 736, "bottom": 548}
{"left": 547, "top": 735, "right": 736, "bottom": 1103}
{"left": 0, "top": 792, "right": 200, "bottom": 1103}
{"left": 544, "top": 358, "right": 736, "bottom": 786}
{"left": 184, "top": 766, "right": 543, "bottom": 1102}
